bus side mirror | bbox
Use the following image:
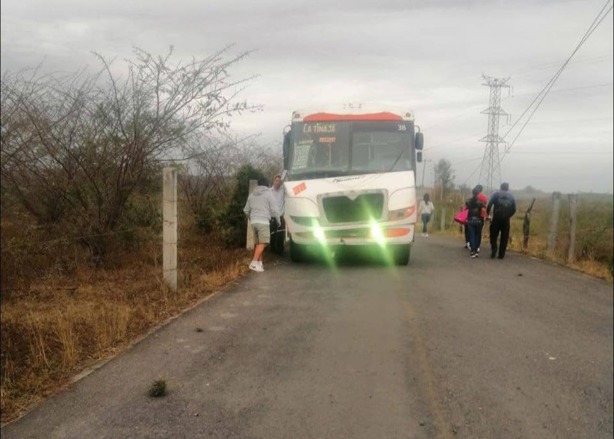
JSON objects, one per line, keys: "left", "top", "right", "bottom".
{"left": 417, "top": 151, "right": 423, "bottom": 163}
{"left": 415, "top": 132, "right": 424, "bottom": 151}
{"left": 283, "top": 132, "right": 291, "bottom": 170}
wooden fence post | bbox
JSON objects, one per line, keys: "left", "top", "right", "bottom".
{"left": 547, "top": 192, "right": 561, "bottom": 256}
{"left": 567, "top": 193, "right": 578, "bottom": 264}
{"left": 246, "top": 179, "right": 257, "bottom": 250}
{"left": 440, "top": 207, "right": 446, "bottom": 231}
{"left": 522, "top": 198, "right": 536, "bottom": 249}
{"left": 163, "top": 167, "right": 178, "bottom": 290}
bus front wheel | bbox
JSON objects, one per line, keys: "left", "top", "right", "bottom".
{"left": 393, "top": 244, "right": 411, "bottom": 266}
{"left": 290, "top": 239, "right": 306, "bottom": 262}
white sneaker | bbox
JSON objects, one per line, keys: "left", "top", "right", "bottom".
{"left": 249, "top": 262, "right": 264, "bottom": 272}
{"left": 424, "top": 233, "right": 428, "bottom": 237}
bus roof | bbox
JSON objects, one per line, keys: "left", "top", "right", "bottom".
{"left": 292, "top": 105, "right": 414, "bottom": 123}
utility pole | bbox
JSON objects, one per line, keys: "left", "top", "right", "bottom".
{"left": 478, "top": 75, "right": 510, "bottom": 194}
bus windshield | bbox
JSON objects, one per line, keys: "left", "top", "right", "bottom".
{"left": 289, "top": 121, "right": 414, "bottom": 178}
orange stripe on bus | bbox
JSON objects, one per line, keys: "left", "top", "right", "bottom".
{"left": 303, "top": 112, "right": 404, "bottom": 122}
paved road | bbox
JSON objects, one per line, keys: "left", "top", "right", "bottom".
{"left": 2, "top": 236, "right": 612, "bottom": 439}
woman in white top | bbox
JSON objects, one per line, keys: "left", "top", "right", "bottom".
{"left": 418, "top": 193, "right": 434, "bottom": 237}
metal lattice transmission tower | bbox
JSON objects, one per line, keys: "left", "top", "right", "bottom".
{"left": 478, "top": 75, "right": 511, "bottom": 194}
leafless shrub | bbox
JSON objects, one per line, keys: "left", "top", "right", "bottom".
{"left": 1, "top": 46, "right": 261, "bottom": 260}
{"left": 177, "top": 131, "right": 282, "bottom": 233}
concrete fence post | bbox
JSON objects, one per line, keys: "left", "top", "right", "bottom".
{"left": 567, "top": 193, "right": 578, "bottom": 264}
{"left": 246, "top": 179, "right": 257, "bottom": 250}
{"left": 163, "top": 167, "right": 178, "bottom": 290}
{"left": 547, "top": 191, "right": 562, "bottom": 257}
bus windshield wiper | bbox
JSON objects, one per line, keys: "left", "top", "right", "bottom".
{"left": 387, "top": 150, "right": 405, "bottom": 172}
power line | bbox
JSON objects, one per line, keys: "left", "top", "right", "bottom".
{"left": 509, "top": 150, "right": 612, "bottom": 155}
{"left": 462, "top": 0, "right": 613, "bottom": 182}
{"left": 499, "top": 0, "right": 613, "bottom": 161}
{"left": 513, "top": 116, "right": 612, "bottom": 126}
{"left": 420, "top": 104, "right": 484, "bottom": 131}
{"left": 423, "top": 132, "right": 483, "bottom": 152}
{"left": 461, "top": 1, "right": 612, "bottom": 188}
{"left": 460, "top": 161, "right": 484, "bottom": 188}
{"left": 505, "top": 82, "right": 613, "bottom": 98}
{"left": 424, "top": 82, "right": 610, "bottom": 154}
{"left": 511, "top": 52, "right": 613, "bottom": 77}
{"left": 454, "top": 156, "right": 483, "bottom": 165}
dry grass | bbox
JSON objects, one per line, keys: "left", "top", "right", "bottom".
{"left": 506, "top": 224, "right": 613, "bottom": 282}
{"left": 0, "top": 217, "right": 252, "bottom": 425}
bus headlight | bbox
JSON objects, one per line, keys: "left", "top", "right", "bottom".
{"left": 313, "top": 225, "right": 326, "bottom": 243}
{"left": 388, "top": 205, "right": 416, "bottom": 221}
{"left": 370, "top": 220, "right": 385, "bottom": 245}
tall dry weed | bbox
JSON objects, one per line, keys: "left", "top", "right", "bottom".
{"left": 504, "top": 194, "right": 612, "bottom": 280}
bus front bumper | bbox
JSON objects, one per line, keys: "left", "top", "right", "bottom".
{"left": 287, "top": 221, "right": 415, "bottom": 247}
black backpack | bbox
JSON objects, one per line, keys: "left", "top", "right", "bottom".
{"left": 495, "top": 192, "right": 514, "bottom": 218}
{"left": 466, "top": 196, "right": 483, "bottom": 220}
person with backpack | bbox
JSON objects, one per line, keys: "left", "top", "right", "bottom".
{"left": 486, "top": 182, "right": 517, "bottom": 259}
{"left": 464, "top": 184, "right": 488, "bottom": 251}
{"left": 465, "top": 186, "right": 487, "bottom": 258}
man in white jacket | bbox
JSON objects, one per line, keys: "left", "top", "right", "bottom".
{"left": 243, "top": 177, "right": 281, "bottom": 272}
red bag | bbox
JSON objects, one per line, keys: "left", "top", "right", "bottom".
{"left": 454, "top": 208, "right": 468, "bottom": 225}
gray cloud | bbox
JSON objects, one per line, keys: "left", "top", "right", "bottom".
{"left": 1, "top": 0, "right": 612, "bottom": 193}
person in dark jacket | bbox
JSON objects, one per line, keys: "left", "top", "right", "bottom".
{"left": 464, "top": 184, "right": 488, "bottom": 251}
{"left": 465, "top": 187, "right": 486, "bottom": 258}
{"left": 486, "top": 182, "right": 517, "bottom": 259}
{"left": 269, "top": 174, "right": 286, "bottom": 255}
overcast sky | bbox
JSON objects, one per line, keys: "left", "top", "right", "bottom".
{"left": 2, "top": 0, "right": 612, "bottom": 194}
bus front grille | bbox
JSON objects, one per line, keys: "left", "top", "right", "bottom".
{"left": 322, "top": 193, "right": 384, "bottom": 224}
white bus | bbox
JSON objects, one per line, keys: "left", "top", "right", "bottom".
{"left": 282, "top": 106, "right": 424, "bottom": 265}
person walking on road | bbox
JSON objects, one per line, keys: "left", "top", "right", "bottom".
{"left": 464, "top": 184, "right": 488, "bottom": 251}
{"left": 269, "top": 174, "right": 286, "bottom": 255}
{"left": 418, "top": 193, "right": 434, "bottom": 237}
{"left": 486, "top": 182, "right": 517, "bottom": 259}
{"left": 465, "top": 186, "right": 487, "bottom": 258}
{"left": 244, "top": 177, "right": 281, "bottom": 272}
